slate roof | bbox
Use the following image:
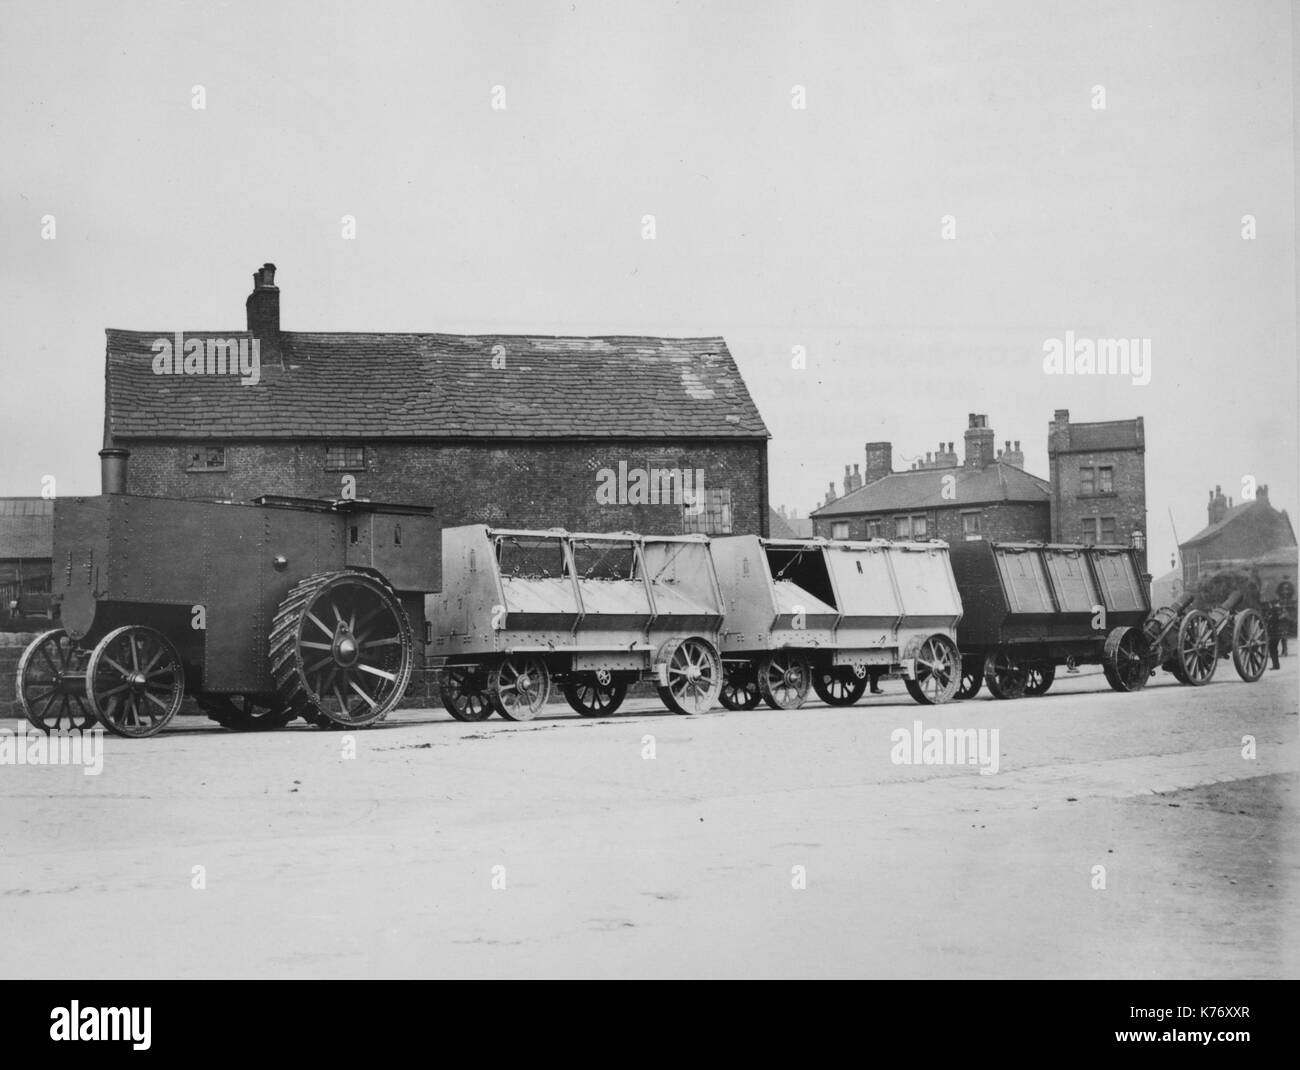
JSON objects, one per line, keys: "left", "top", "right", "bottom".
{"left": 1181, "top": 499, "right": 1297, "bottom": 549}
{"left": 811, "top": 462, "right": 1050, "bottom": 518}
{"left": 103, "top": 330, "right": 769, "bottom": 441}
{"left": 0, "top": 498, "right": 53, "bottom": 559}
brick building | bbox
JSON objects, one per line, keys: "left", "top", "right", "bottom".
{"left": 1047, "top": 409, "right": 1148, "bottom": 575}
{"left": 810, "top": 414, "right": 1050, "bottom": 543}
{"left": 100, "top": 264, "right": 771, "bottom": 538}
{"left": 1179, "top": 483, "right": 1297, "bottom": 601}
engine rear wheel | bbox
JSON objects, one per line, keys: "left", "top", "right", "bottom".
{"left": 270, "top": 571, "right": 413, "bottom": 728}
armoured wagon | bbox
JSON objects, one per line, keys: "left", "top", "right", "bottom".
{"left": 948, "top": 541, "right": 1152, "bottom": 699}
{"left": 427, "top": 525, "right": 725, "bottom": 719}
{"left": 16, "top": 493, "right": 440, "bottom": 736}
{"left": 708, "top": 536, "right": 964, "bottom": 708}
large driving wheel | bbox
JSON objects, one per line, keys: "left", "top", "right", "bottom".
{"left": 1101, "top": 626, "right": 1151, "bottom": 693}
{"left": 904, "top": 634, "right": 961, "bottom": 705}
{"left": 86, "top": 625, "right": 185, "bottom": 738}
{"left": 198, "top": 693, "right": 297, "bottom": 731}
{"left": 1025, "top": 662, "right": 1056, "bottom": 697}
{"left": 1173, "top": 610, "right": 1218, "bottom": 686}
{"left": 757, "top": 651, "right": 812, "bottom": 710}
{"left": 719, "top": 661, "right": 762, "bottom": 710}
{"left": 16, "top": 629, "right": 96, "bottom": 733}
{"left": 811, "top": 666, "right": 868, "bottom": 707}
{"left": 1230, "top": 609, "right": 1268, "bottom": 683}
{"left": 983, "top": 647, "right": 1029, "bottom": 700}
{"left": 270, "top": 571, "right": 413, "bottom": 728}
{"left": 656, "top": 636, "right": 722, "bottom": 715}
{"left": 488, "top": 656, "right": 551, "bottom": 721}
{"left": 439, "top": 667, "right": 495, "bottom": 721}
{"left": 562, "top": 671, "right": 627, "bottom": 717}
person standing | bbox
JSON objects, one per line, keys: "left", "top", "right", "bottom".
{"left": 1265, "top": 601, "right": 1283, "bottom": 670}
{"left": 1276, "top": 577, "right": 1295, "bottom": 657}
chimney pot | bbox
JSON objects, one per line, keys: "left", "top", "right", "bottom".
{"left": 99, "top": 448, "right": 129, "bottom": 495}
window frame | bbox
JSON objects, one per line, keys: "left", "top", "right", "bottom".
{"left": 185, "top": 445, "right": 227, "bottom": 473}
{"left": 324, "top": 444, "right": 367, "bottom": 472}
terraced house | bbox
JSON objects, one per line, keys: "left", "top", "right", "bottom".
{"left": 99, "top": 264, "right": 771, "bottom": 537}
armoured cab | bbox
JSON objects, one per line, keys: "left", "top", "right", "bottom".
{"left": 19, "top": 493, "right": 440, "bottom": 737}
{"left": 708, "top": 536, "right": 964, "bottom": 709}
{"left": 427, "top": 525, "right": 725, "bottom": 720}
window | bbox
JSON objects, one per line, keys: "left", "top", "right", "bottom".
{"left": 866, "top": 520, "right": 883, "bottom": 539}
{"left": 961, "top": 511, "right": 982, "bottom": 540}
{"left": 894, "top": 514, "right": 927, "bottom": 539}
{"left": 1098, "top": 466, "right": 1114, "bottom": 494}
{"left": 831, "top": 522, "right": 849, "bottom": 540}
{"left": 683, "top": 488, "right": 732, "bottom": 535}
{"left": 1079, "top": 467, "right": 1095, "bottom": 495}
{"left": 187, "top": 446, "right": 226, "bottom": 472}
{"left": 325, "top": 445, "right": 366, "bottom": 471}
{"left": 1079, "top": 519, "right": 1097, "bottom": 545}
{"left": 1100, "top": 516, "right": 1117, "bottom": 543}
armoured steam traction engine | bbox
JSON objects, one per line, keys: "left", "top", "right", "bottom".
{"left": 16, "top": 493, "right": 441, "bottom": 737}
{"left": 427, "top": 525, "right": 726, "bottom": 719}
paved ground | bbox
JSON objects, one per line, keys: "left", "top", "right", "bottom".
{"left": 1, "top": 660, "right": 1296, "bottom": 978}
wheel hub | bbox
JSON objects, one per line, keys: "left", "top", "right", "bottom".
{"left": 333, "top": 632, "right": 360, "bottom": 666}
{"left": 129, "top": 671, "right": 148, "bottom": 690}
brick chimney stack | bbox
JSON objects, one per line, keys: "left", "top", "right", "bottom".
{"left": 1208, "top": 485, "right": 1229, "bottom": 525}
{"left": 1258, "top": 484, "right": 1270, "bottom": 504}
{"left": 964, "top": 413, "right": 995, "bottom": 470}
{"left": 246, "top": 262, "right": 280, "bottom": 359}
{"left": 864, "top": 442, "right": 892, "bottom": 484}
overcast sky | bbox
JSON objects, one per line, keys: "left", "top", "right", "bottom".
{"left": 1, "top": 0, "right": 1294, "bottom": 575}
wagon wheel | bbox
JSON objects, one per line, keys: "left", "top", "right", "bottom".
{"left": 198, "top": 693, "right": 297, "bottom": 732}
{"left": 1173, "top": 610, "right": 1218, "bottom": 686}
{"left": 488, "top": 656, "right": 551, "bottom": 721}
{"left": 1025, "top": 662, "right": 1056, "bottom": 697}
{"left": 983, "top": 648, "right": 1029, "bottom": 700}
{"left": 719, "top": 661, "right": 762, "bottom": 710}
{"left": 757, "top": 651, "right": 811, "bottom": 710}
{"left": 439, "top": 667, "right": 495, "bottom": 721}
{"left": 563, "top": 670, "right": 628, "bottom": 717}
{"left": 656, "top": 636, "right": 722, "bottom": 715}
{"left": 904, "top": 635, "right": 961, "bottom": 705}
{"left": 270, "top": 571, "right": 413, "bottom": 728}
{"left": 16, "top": 629, "right": 96, "bottom": 733}
{"left": 811, "top": 666, "right": 867, "bottom": 707}
{"left": 86, "top": 626, "right": 185, "bottom": 738}
{"left": 955, "top": 658, "right": 983, "bottom": 701}
{"left": 1101, "top": 626, "right": 1151, "bottom": 693}
{"left": 1230, "top": 609, "right": 1268, "bottom": 683}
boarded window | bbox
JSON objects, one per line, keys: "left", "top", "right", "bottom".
{"left": 831, "top": 521, "right": 849, "bottom": 540}
{"left": 683, "top": 488, "right": 732, "bottom": 535}
{"left": 1079, "top": 518, "right": 1097, "bottom": 545}
{"left": 1100, "top": 516, "right": 1117, "bottom": 543}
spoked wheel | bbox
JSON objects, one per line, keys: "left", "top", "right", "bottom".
{"left": 16, "top": 629, "right": 96, "bottom": 733}
{"left": 1102, "top": 626, "right": 1151, "bottom": 693}
{"left": 1231, "top": 610, "right": 1268, "bottom": 683}
{"left": 1173, "top": 610, "right": 1218, "bottom": 686}
{"left": 439, "top": 667, "right": 495, "bottom": 721}
{"left": 562, "top": 671, "right": 628, "bottom": 718}
{"left": 86, "top": 626, "right": 185, "bottom": 738}
{"left": 757, "top": 651, "right": 812, "bottom": 710}
{"left": 811, "top": 666, "right": 867, "bottom": 707}
{"left": 955, "top": 658, "right": 983, "bottom": 701}
{"left": 1024, "top": 662, "right": 1056, "bottom": 697}
{"left": 718, "top": 662, "right": 762, "bottom": 710}
{"left": 198, "top": 693, "right": 297, "bottom": 731}
{"left": 656, "top": 636, "right": 723, "bottom": 715}
{"left": 270, "top": 571, "right": 413, "bottom": 728}
{"left": 983, "top": 647, "right": 1029, "bottom": 700}
{"left": 488, "top": 657, "right": 552, "bottom": 721}
{"left": 904, "top": 635, "right": 961, "bottom": 705}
